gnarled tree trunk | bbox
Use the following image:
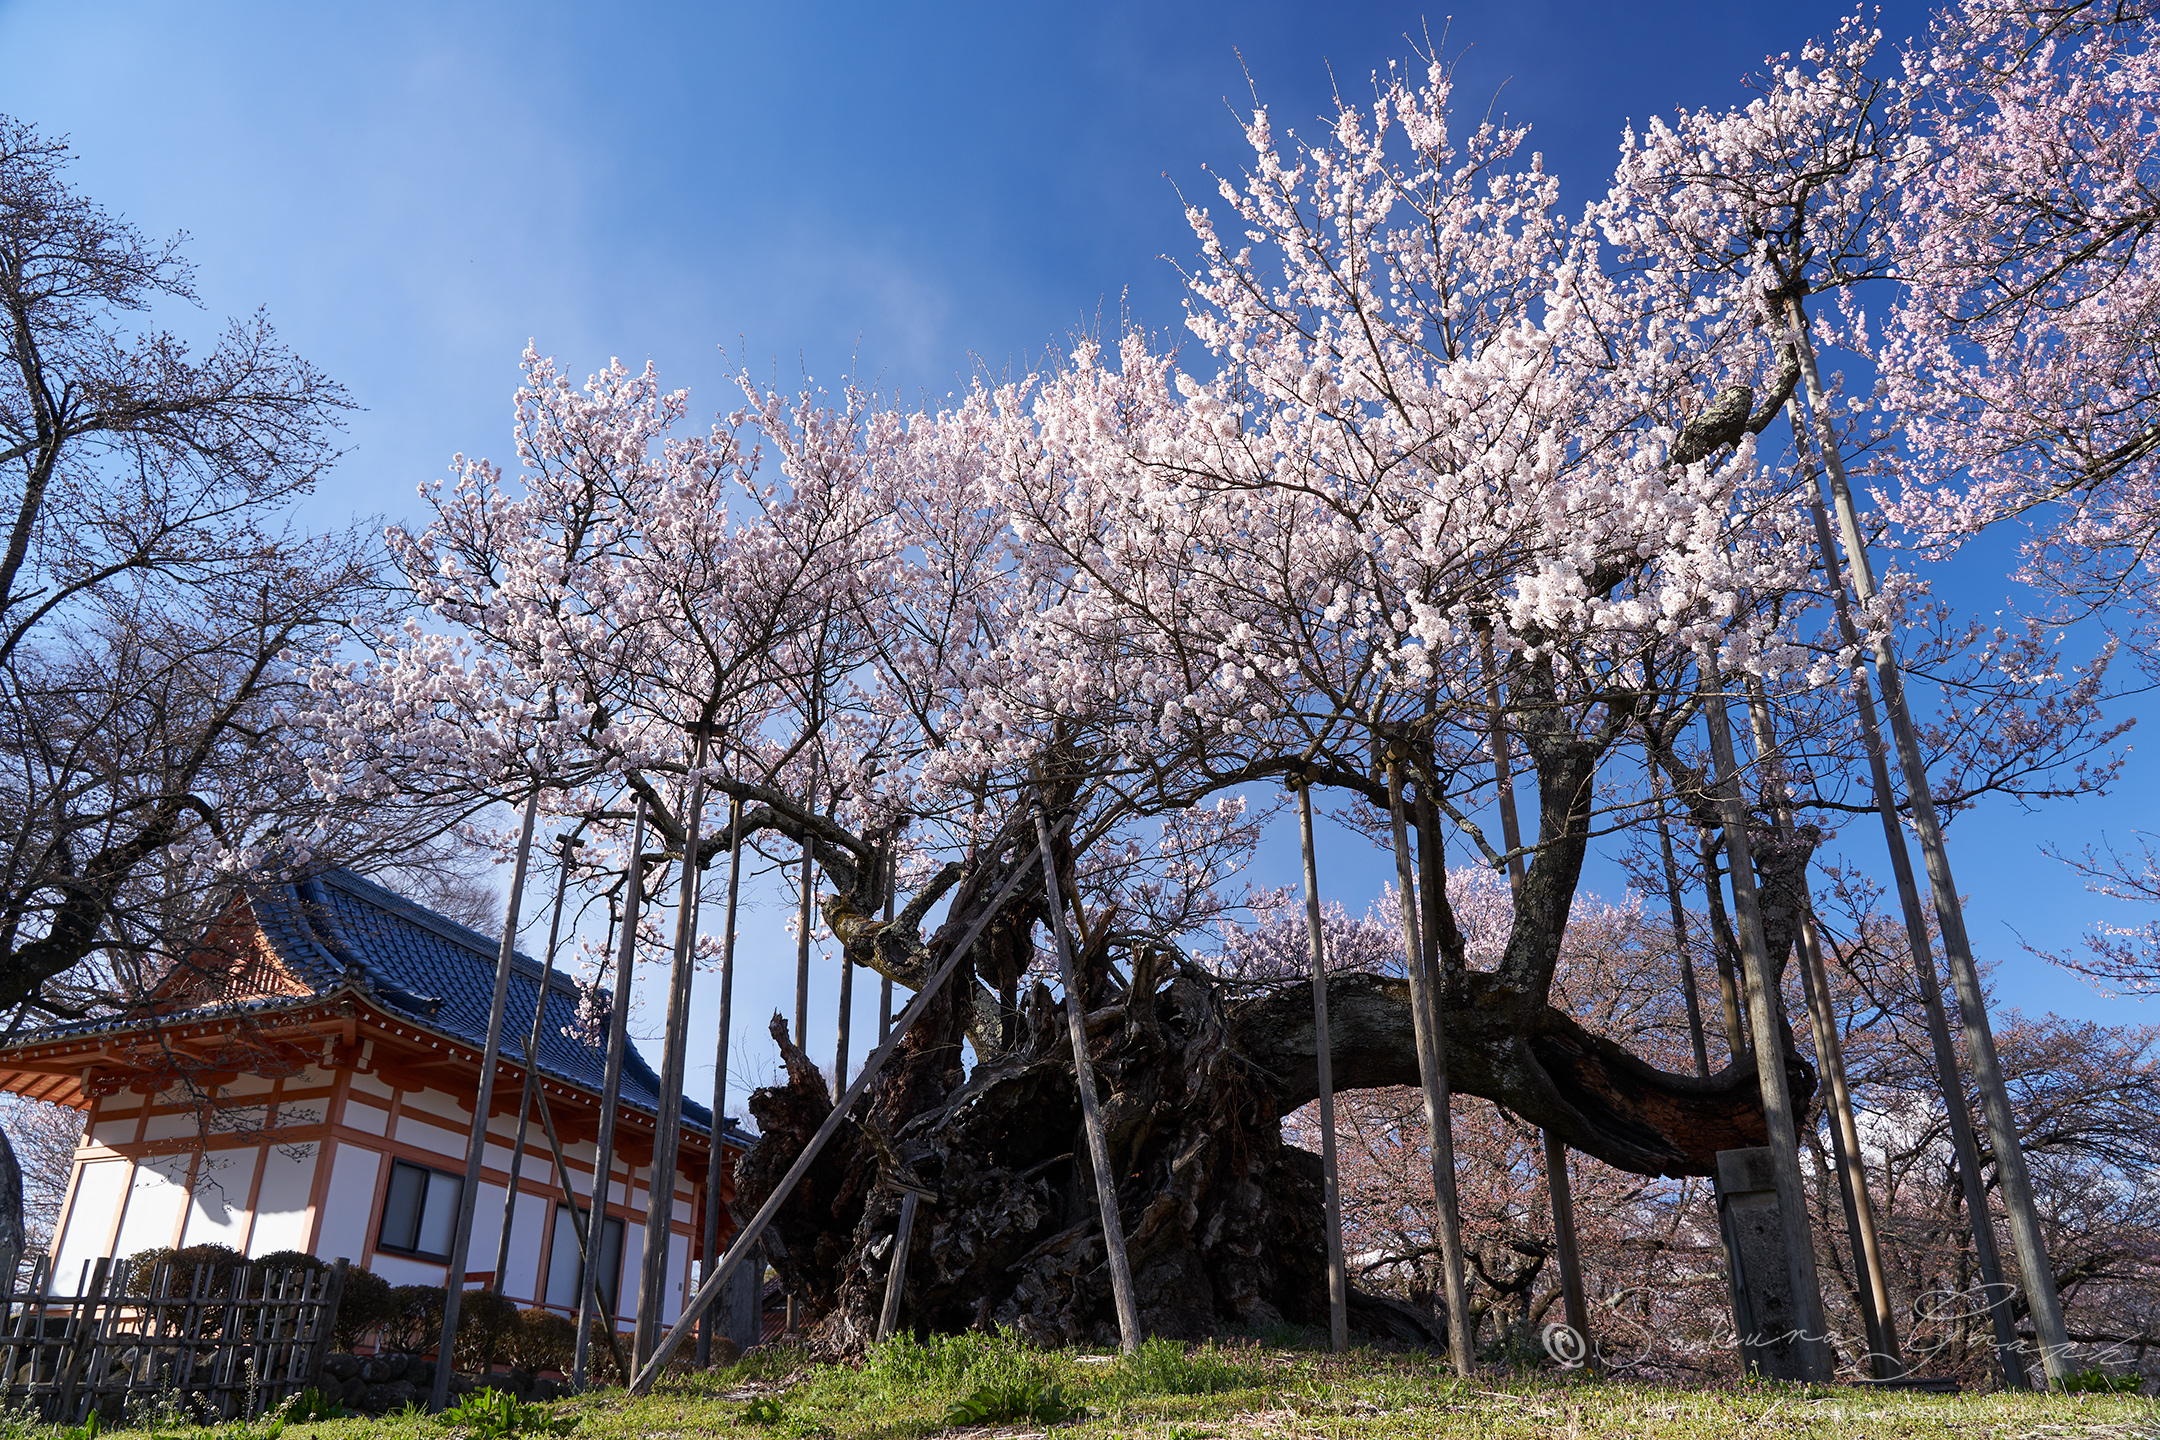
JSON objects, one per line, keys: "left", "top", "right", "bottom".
{"left": 733, "top": 952, "right": 1812, "bottom": 1353}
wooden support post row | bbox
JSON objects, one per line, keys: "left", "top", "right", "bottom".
{"left": 576, "top": 799, "right": 647, "bottom": 1388}
{"left": 1742, "top": 680, "right": 1904, "bottom": 1379}
{"left": 1291, "top": 774, "right": 1349, "bottom": 1353}
{"left": 787, "top": 776, "right": 817, "bottom": 1337}
{"left": 1782, "top": 370, "right": 2034, "bottom": 1389}
{"left": 529, "top": 1085, "right": 633, "bottom": 1385}
{"left": 1478, "top": 634, "right": 1594, "bottom": 1368}
{"left": 636, "top": 728, "right": 713, "bottom": 1367}
{"left": 1646, "top": 765, "right": 1714, "bottom": 1079}
{"left": 879, "top": 853, "right": 896, "bottom": 1043}
{"left": 627, "top": 836, "right": 1055, "bottom": 1395}
{"left": 494, "top": 835, "right": 579, "bottom": 1293}
{"left": 1034, "top": 795, "right": 1142, "bottom": 1353}
{"left": 698, "top": 797, "right": 747, "bottom": 1368}
{"left": 1381, "top": 742, "right": 1474, "bottom": 1378}
{"left": 433, "top": 788, "right": 541, "bottom": 1413}
{"left": 1696, "top": 658, "right": 1832, "bottom": 1382}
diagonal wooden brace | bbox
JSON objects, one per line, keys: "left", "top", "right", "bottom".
{"left": 627, "top": 841, "right": 1047, "bottom": 1394}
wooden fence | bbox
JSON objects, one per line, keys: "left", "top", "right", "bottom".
{"left": 0, "top": 1253, "right": 346, "bottom": 1424}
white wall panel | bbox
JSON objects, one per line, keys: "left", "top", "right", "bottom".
{"left": 395, "top": 1116, "right": 465, "bottom": 1159}
{"left": 399, "top": 1088, "right": 470, "bottom": 1125}
{"left": 247, "top": 1144, "right": 317, "bottom": 1255}
{"left": 112, "top": 1153, "right": 189, "bottom": 1258}
{"left": 50, "top": 1160, "right": 127, "bottom": 1293}
{"left": 315, "top": 1146, "right": 381, "bottom": 1268}
{"left": 180, "top": 1148, "right": 258, "bottom": 1250}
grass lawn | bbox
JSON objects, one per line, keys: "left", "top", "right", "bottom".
{"left": 274, "top": 1334, "right": 2157, "bottom": 1440}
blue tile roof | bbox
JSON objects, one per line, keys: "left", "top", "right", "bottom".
{"left": 250, "top": 867, "right": 743, "bottom": 1144}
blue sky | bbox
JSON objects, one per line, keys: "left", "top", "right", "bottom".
{"left": 3, "top": 0, "right": 2141, "bottom": 1115}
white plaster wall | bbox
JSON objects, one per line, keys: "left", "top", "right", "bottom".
{"left": 113, "top": 1153, "right": 189, "bottom": 1257}
{"left": 396, "top": 1115, "right": 465, "bottom": 1160}
{"left": 139, "top": 1111, "right": 201, "bottom": 1142}
{"left": 315, "top": 1146, "right": 381, "bottom": 1268}
{"left": 343, "top": 1100, "right": 388, "bottom": 1136}
{"left": 350, "top": 1072, "right": 393, "bottom": 1100}
{"left": 399, "top": 1087, "right": 471, "bottom": 1125}
{"left": 88, "top": 1112, "right": 139, "bottom": 1146}
{"left": 247, "top": 1144, "right": 317, "bottom": 1255}
{"left": 180, "top": 1147, "right": 258, "bottom": 1250}
{"left": 50, "top": 1159, "right": 127, "bottom": 1293}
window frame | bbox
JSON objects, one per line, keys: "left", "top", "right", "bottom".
{"left": 375, "top": 1158, "right": 465, "bottom": 1261}
{"left": 544, "top": 1202, "right": 625, "bottom": 1316}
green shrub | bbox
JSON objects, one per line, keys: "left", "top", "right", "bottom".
{"left": 383, "top": 1284, "right": 447, "bottom": 1353}
{"left": 454, "top": 1289, "right": 522, "bottom": 1371}
{"left": 2060, "top": 1367, "right": 2142, "bottom": 1394}
{"left": 253, "top": 1250, "right": 327, "bottom": 1278}
{"left": 333, "top": 1266, "right": 396, "bottom": 1350}
{"left": 510, "top": 1308, "right": 577, "bottom": 1374}
{"left": 123, "top": 1242, "right": 246, "bottom": 1297}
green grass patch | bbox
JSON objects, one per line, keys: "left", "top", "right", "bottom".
{"left": 27, "top": 1344, "right": 2158, "bottom": 1440}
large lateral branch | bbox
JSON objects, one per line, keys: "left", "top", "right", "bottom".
{"left": 1230, "top": 972, "right": 1811, "bottom": 1178}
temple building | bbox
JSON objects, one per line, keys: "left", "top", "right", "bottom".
{"left": 0, "top": 867, "right": 753, "bottom": 1340}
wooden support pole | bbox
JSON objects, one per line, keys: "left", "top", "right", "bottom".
{"left": 1648, "top": 766, "right": 1713, "bottom": 1078}
{"left": 834, "top": 914, "right": 855, "bottom": 1088}
{"left": 878, "top": 853, "right": 895, "bottom": 1044}
{"left": 875, "top": 1184, "right": 930, "bottom": 1344}
{"left": 531, "top": 1086, "right": 631, "bottom": 1386}
{"left": 627, "top": 839, "right": 1051, "bottom": 1394}
{"left": 636, "top": 732, "right": 710, "bottom": 1366}
{"left": 1034, "top": 794, "right": 1142, "bottom": 1353}
{"left": 1742, "top": 679, "right": 1902, "bottom": 1379}
{"left": 1292, "top": 774, "right": 1349, "bottom": 1353}
{"left": 1383, "top": 741, "right": 1473, "bottom": 1377}
{"left": 1788, "top": 400, "right": 2029, "bottom": 1389}
{"left": 698, "top": 795, "right": 746, "bottom": 1368}
{"left": 495, "top": 834, "right": 578, "bottom": 1294}
{"left": 1697, "top": 659, "right": 1831, "bottom": 1382}
{"left": 1540, "top": 1131, "right": 1592, "bottom": 1366}
{"left": 795, "top": 800, "right": 815, "bottom": 1052}
{"left": 1694, "top": 826, "right": 1753, "bottom": 1055}
{"left": 789, "top": 802, "right": 815, "bottom": 1339}
{"left": 433, "top": 787, "right": 541, "bottom": 1412}
{"left": 1784, "top": 300, "right": 2069, "bottom": 1382}
{"left": 1480, "top": 633, "right": 1591, "bottom": 1367}
{"left": 575, "top": 798, "right": 647, "bottom": 1389}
